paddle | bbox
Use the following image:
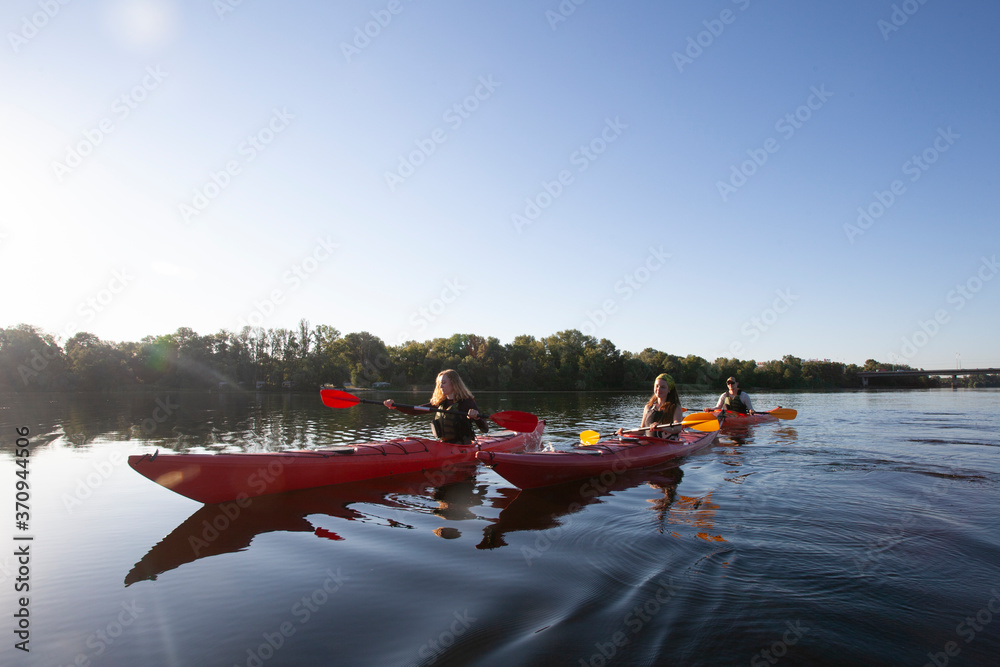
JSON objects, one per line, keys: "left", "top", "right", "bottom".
{"left": 579, "top": 411, "right": 720, "bottom": 445}
{"left": 319, "top": 389, "right": 539, "bottom": 433}
{"left": 703, "top": 407, "right": 797, "bottom": 420}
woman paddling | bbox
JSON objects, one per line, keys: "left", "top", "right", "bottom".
{"left": 384, "top": 369, "right": 488, "bottom": 444}
{"left": 618, "top": 373, "right": 685, "bottom": 437}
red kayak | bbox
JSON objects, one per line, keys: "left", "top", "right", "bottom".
{"left": 710, "top": 407, "right": 796, "bottom": 430}
{"left": 476, "top": 428, "right": 717, "bottom": 489}
{"left": 129, "top": 420, "right": 545, "bottom": 504}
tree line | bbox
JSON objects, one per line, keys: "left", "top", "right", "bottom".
{"left": 2, "top": 322, "right": 993, "bottom": 393}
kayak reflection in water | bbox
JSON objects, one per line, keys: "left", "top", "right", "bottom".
{"left": 618, "top": 373, "right": 685, "bottom": 437}
{"left": 712, "top": 376, "right": 756, "bottom": 415}
{"left": 384, "top": 369, "right": 489, "bottom": 444}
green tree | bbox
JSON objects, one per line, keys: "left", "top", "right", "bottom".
{"left": 0, "top": 325, "right": 69, "bottom": 390}
{"left": 64, "top": 332, "right": 131, "bottom": 390}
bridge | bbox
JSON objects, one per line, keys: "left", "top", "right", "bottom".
{"left": 857, "top": 368, "right": 1000, "bottom": 388}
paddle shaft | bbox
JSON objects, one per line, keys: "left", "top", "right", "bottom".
{"left": 625, "top": 417, "right": 718, "bottom": 435}
{"left": 366, "top": 397, "right": 473, "bottom": 417}
{"left": 319, "top": 389, "right": 538, "bottom": 433}
{"left": 715, "top": 407, "right": 796, "bottom": 420}
{"left": 581, "top": 412, "right": 719, "bottom": 444}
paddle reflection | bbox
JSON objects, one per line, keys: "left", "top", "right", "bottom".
{"left": 476, "top": 464, "right": 686, "bottom": 550}
{"left": 125, "top": 465, "right": 482, "bottom": 586}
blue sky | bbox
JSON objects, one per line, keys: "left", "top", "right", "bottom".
{"left": 2, "top": 0, "right": 998, "bottom": 368}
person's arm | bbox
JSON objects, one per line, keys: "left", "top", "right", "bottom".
{"left": 713, "top": 392, "right": 726, "bottom": 410}
{"left": 463, "top": 399, "right": 489, "bottom": 433}
{"left": 742, "top": 392, "right": 755, "bottom": 414}
{"left": 384, "top": 399, "right": 433, "bottom": 416}
{"left": 648, "top": 405, "right": 683, "bottom": 436}
{"left": 620, "top": 405, "right": 652, "bottom": 435}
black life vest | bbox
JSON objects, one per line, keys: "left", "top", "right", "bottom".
{"left": 431, "top": 401, "right": 477, "bottom": 444}
{"left": 643, "top": 402, "right": 679, "bottom": 427}
{"left": 723, "top": 391, "right": 748, "bottom": 414}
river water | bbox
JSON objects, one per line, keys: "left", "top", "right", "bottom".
{"left": 1, "top": 388, "right": 999, "bottom": 666}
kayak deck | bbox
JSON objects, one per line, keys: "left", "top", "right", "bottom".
{"left": 129, "top": 420, "right": 545, "bottom": 504}
{"left": 711, "top": 409, "right": 779, "bottom": 430}
{"left": 476, "top": 428, "right": 717, "bottom": 489}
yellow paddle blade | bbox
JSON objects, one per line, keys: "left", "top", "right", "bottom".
{"left": 680, "top": 412, "right": 720, "bottom": 432}
{"left": 769, "top": 408, "right": 797, "bottom": 420}
{"left": 579, "top": 430, "right": 601, "bottom": 446}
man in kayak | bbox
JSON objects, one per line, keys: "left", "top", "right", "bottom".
{"left": 384, "top": 369, "right": 488, "bottom": 444}
{"left": 712, "top": 377, "right": 756, "bottom": 415}
{"left": 618, "top": 373, "right": 684, "bottom": 437}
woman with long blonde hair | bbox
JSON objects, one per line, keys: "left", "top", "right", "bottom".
{"left": 618, "top": 373, "right": 684, "bottom": 437}
{"left": 384, "top": 369, "right": 488, "bottom": 444}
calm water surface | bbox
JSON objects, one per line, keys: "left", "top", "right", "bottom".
{"left": 1, "top": 389, "right": 999, "bottom": 666}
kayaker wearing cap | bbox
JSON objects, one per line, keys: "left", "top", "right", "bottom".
{"left": 713, "top": 377, "right": 756, "bottom": 415}
{"left": 618, "top": 373, "right": 684, "bottom": 437}
{"left": 384, "top": 369, "right": 488, "bottom": 444}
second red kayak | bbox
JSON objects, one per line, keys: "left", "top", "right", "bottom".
{"left": 129, "top": 420, "right": 545, "bottom": 504}
{"left": 710, "top": 407, "right": 796, "bottom": 430}
{"left": 476, "top": 428, "right": 718, "bottom": 489}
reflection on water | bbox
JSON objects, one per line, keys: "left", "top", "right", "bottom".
{"left": 126, "top": 464, "right": 482, "bottom": 585}
{"left": 3, "top": 389, "right": 1000, "bottom": 666}
{"left": 477, "top": 463, "right": 689, "bottom": 550}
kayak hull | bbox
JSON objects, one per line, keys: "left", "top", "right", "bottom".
{"left": 476, "top": 428, "right": 717, "bottom": 489}
{"left": 129, "top": 421, "right": 545, "bottom": 504}
{"left": 712, "top": 409, "right": 778, "bottom": 430}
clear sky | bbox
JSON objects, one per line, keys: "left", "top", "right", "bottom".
{"left": 3, "top": 0, "right": 998, "bottom": 368}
